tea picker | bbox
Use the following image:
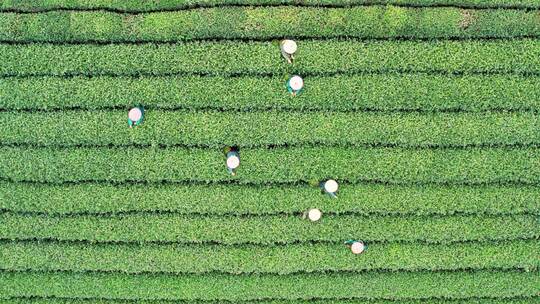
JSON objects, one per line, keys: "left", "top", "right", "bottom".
{"left": 304, "top": 208, "right": 322, "bottom": 222}
{"left": 321, "top": 179, "right": 338, "bottom": 198}
{"left": 225, "top": 147, "right": 240, "bottom": 176}
{"left": 128, "top": 106, "right": 144, "bottom": 128}
{"left": 287, "top": 75, "right": 304, "bottom": 96}
{"left": 280, "top": 39, "right": 297, "bottom": 64}
{"left": 345, "top": 240, "right": 367, "bottom": 254}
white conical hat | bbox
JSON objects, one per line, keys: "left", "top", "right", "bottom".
{"left": 282, "top": 40, "right": 297, "bottom": 54}
{"left": 324, "top": 179, "right": 338, "bottom": 193}
{"left": 128, "top": 107, "right": 142, "bottom": 122}
{"left": 307, "top": 208, "right": 322, "bottom": 221}
{"left": 289, "top": 76, "right": 304, "bottom": 91}
{"left": 226, "top": 154, "right": 240, "bottom": 169}
{"left": 351, "top": 241, "right": 365, "bottom": 254}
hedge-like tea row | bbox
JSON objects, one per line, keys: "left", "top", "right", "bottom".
{"left": 1, "top": 7, "right": 539, "bottom": 42}
{"left": 2, "top": 0, "right": 540, "bottom": 11}
{"left": 2, "top": 110, "right": 539, "bottom": 148}
{"left": 2, "top": 39, "right": 540, "bottom": 77}
{"left": 3, "top": 182, "right": 538, "bottom": 216}
{"left": 2, "top": 74, "right": 540, "bottom": 111}
{"left": 1, "top": 240, "right": 536, "bottom": 274}
{"left": 0, "top": 146, "right": 538, "bottom": 184}
{"left": 0, "top": 270, "right": 537, "bottom": 300}
{"left": 0, "top": 299, "right": 538, "bottom": 304}
{"left": 0, "top": 298, "right": 538, "bottom": 304}
{"left": 0, "top": 213, "right": 536, "bottom": 244}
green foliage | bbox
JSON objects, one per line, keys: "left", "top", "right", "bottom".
{"left": 0, "top": 146, "right": 539, "bottom": 184}
{"left": 0, "top": 300, "right": 538, "bottom": 304}
{"left": 0, "top": 1, "right": 538, "bottom": 302}
{"left": 2, "top": 0, "right": 540, "bottom": 11}
{"left": 2, "top": 182, "right": 538, "bottom": 216}
{"left": 0, "top": 7, "right": 539, "bottom": 42}
{"left": 2, "top": 39, "right": 540, "bottom": 77}
{"left": 0, "top": 270, "right": 538, "bottom": 300}
{"left": 1, "top": 110, "right": 539, "bottom": 148}
{"left": 0, "top": 213, "right": 536, "bottom": 244}
{"left": 3, "top": 74, "right": 540, "bottom": 111}
{"left": 0, "top": 240, "right": 537, "bottom": 274}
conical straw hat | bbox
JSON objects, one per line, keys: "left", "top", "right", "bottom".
{"left": 289, "top": 76, "right": 304, "bottom": 91}
{"left": 282, "top": 40, "right": 297, "bottom": 54}
{"left": 128, "top": 107, "right": 142, "bottom": 122}
{"left": 324, "top": 179, "right": 338, "bottom": 193}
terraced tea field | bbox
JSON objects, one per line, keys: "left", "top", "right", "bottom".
{"left": 0, "top": 0, "right": 539, "bottom": 303}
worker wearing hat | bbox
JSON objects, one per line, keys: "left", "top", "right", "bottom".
{"left": 225, "top": 147, "right": 240, "bottom": 176}
{"left": 280, "top": 39, "right": 297, "bottom": 64}
{"left": 128, "top": 106, "right": 144, "bottom": 128}
{"left": 321, "top": 179, "right": 338, "bottom": 198}
{"left": 287, "top": 75, "right": 304, "bottom": 96}
{"left": 345, "top": 240, "right": 367, "bottom": 254}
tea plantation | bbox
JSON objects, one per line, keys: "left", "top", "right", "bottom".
{"left": 0, "top": 0, "right": 538, "bottom": 303}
